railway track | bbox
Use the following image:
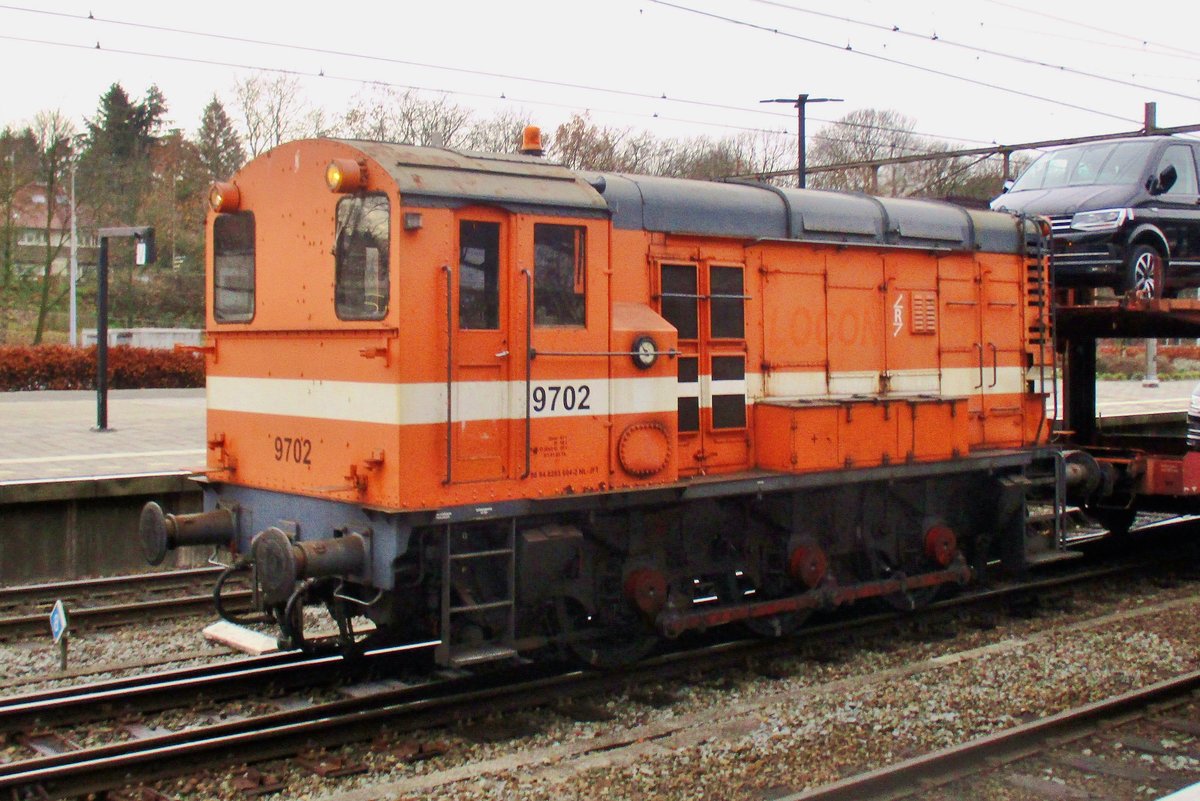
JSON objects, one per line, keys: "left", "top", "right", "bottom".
{"left": 0, "top": 566, "right": 224, "bottom": 608}
{"left": 0, "top": 549, "right": 1189, "bottom": 801}
{"left": 784, "top": 671, "right": 1200, "bottom": 800}
{"left": 0, "top": 567, "right": 250, "bottom": 637}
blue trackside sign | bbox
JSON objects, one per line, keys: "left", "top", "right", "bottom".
{"left": 49, "top": 599, "right": 68, "bottom": 643}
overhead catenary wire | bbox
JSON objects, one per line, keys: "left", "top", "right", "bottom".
{"left": 743, "top": 0, "right": 1200, "bottom": 102}
{"left": 0, "top": 30, "right": 951, "bottom": 159}
{"left": 647, "top": 0, "right": 1144, "bottom": 126}
{"left": 981, "top": 0, "right": 1200, "bottom": 61}
{"left": 902, "top": 153, "right": 996, "bottom": 197}
{"left": 975, "top": 21, "right": 1200, "bottom": 67}
{"left": 0, "top": 3, "right": 998, "bottom": 148}
{"left": 0, "top": 33, "right": 795, "bottom": 138}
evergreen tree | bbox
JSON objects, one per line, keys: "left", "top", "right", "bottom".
{"left": 77, "top": 83, "right": 168, "bottom": 327}
{"left": 78, "top": 83, "right": 164, "bottom": 224}
{"left": 196, "top": 96, "right": 245, "bottom": 180}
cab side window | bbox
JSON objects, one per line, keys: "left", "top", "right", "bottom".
{"left": 1155, "top": 145, "right": 1199, "bottom": 196}
{"left": 459, "top": 220, "right": 500, "bottom": 330}
{"left": 335, "top": 195, "right": 390, "bottom": 320}
{"left": 534, "top": 224, "right": 586, "bottom": 327}
{"left": 213, "top": 212, "right": 255, "bottom": 323}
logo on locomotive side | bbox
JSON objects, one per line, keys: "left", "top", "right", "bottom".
{"left": 893, "top": 293, "right": 904, "bottom": 337}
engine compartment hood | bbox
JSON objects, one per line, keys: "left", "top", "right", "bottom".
{"left": 990, "top": 183, "right": 1138, "bottom": 216}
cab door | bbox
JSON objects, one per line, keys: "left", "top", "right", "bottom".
{"left": 450, "top": 210, "right": 512, "bottom": 482}
{"left": 520, "top": 217, "right": 609, "bottom": 483}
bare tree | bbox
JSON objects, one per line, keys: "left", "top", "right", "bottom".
{"left": 808, "top": 109, "right": 920, "bottom": 194}
{"left": 461, "top": 109, "right": 535, "bottom": 154}
{"left": 549, "top": 114, "right": 632, "bottom": 172}
{"left": 235, "top": 73, "right": 310, "bottom": 157}
{"left": 30, "top": 110, "right": 75, "bottom": 344}
{"left": 340, "top": 86, "right": 473, "bottom": 147}
{"left": 0, "top": 127, "right": 38, "bottom": 289}
{"left": 647, "top": 130, "right": 792, "bottom": 181}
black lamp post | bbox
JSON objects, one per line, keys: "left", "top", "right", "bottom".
{"left": 94, "top": 226, "right": 155, "bottom": 432}
{"left": 760, "top": 94, "right": 843, "bottom": 188}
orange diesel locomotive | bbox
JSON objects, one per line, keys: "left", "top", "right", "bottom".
{"left": 141, "top": 132, "right": 1054, "bottom": 666}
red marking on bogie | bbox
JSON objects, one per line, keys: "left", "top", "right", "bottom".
{"left": 924, "top": 524, "right": 957, "bottom": 568}
{"left": 624, "top": 568, "right": 669, "bottom": 616}
{"left": 787, "top": 544, "right": 828, "bottom": 588}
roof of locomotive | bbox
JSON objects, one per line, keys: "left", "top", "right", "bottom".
{"left": 342, "top": 139, "right": 1028, "bottom": 254}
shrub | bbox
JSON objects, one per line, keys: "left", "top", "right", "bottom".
{"left": 1096, "top": 341, "right": 1200, "bottom": 380}
{"left": 0, "top": 345, "right": 204, "bottom": 391}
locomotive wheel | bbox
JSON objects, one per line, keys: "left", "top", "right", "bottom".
{"left": 1088, "top": 507, "right": 1137, "bottom": 537}
{"left": 554, "top": 596, "right": 658, "bottom": 668}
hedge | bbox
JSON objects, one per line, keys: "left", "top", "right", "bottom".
{"left": 0, "top": 345, "right": 204, "bottom": 391}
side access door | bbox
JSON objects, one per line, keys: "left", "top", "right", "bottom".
{"left": 657, "top": 260, "right": 750, "bottom": 475}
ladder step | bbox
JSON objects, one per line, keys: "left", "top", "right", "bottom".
{"left": 449, "top": 548, "right": 514, "bottom": 560}
{"left": 1027, "top": 505, "right": 1079, "bottom": 524}
{"left": 450, "top": 600, "right": 513, "bottom": 614}
{"left": 448, "top": 644, "right": 517, "bottom": 667}
{"left": 1025, "top": 549, "right": 1084, "bottom": 566}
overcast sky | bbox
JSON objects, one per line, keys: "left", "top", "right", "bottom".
{"left": 1, "top": 0, "right": 1197, "bottom": 157}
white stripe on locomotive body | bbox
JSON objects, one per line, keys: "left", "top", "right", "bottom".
{"left": 828, "top": 371, "right": 880, "bottom": 395}
{"left": 208, "top": 376, "right": 678, "bottom": 425}
{"left": 939, "top": 366, "right": 1027, "bottom": 397}
{"left": 705, "top": 377, "right": 748, "bottom": 398}
{"left": 762, "top": 366, "right": 1026, "bottom": 399}
{"left": 209, "top": 366, "right": 1029, "bottom": 427}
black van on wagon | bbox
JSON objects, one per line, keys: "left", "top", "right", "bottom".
{"left": 991, "top": 136, "right": 1200, "bottom": 298}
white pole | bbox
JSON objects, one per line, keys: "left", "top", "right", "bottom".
{"left": 1144, "top": 338, "right": 1159, "bottom": 388}
{"left": 69, "top": 157, "right": 78, "bottom": 347}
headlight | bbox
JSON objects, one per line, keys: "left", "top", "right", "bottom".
{"left": 1070, "top": 208, "right": 1127, "bottom": 232}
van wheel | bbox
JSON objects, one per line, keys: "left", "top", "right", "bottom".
{"left": 1125, "top": 244, "right": 1163, "bottom": 298}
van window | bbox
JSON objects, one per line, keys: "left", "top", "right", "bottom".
{"left": 335, "top": 195, "right": 390, "bottom": 320}
{"left": 1011, "top": 140, "right": 1155, "bottom": 191}
{"left": 213, "top": 212, "right": 255, "bottom": 323}
{"left": 1154, "top": 145, "right": 1199, "bottom": 196}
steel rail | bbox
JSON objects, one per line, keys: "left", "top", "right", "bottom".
{"left": 777, "top": 669, "right": 1200, "bottom": 800}
{"left": 0, "top": 590, "right": 252, "bottom": 637}
{"left": 0, "top": 649, "right": 314, "bottom": 734}
{"left": 0, "top": 639, "right": 441, "bottom": 734}
{"left": 0, "top": 566, "right": 225, "bottom": 605}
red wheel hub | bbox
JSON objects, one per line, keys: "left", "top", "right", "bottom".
{"left": 787, "top": 545, "right": 828, "bottom": 588}
{"left": 924, "top": 524, "right": 957, "bottom": 568}
{"left": 624, "top": 568, "right": 669, "bottom": 616}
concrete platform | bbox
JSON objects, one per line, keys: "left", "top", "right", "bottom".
{"left": 0, "top": 389, "right": 206, "bottom": 581}
{"left": 0, "top": 388, "right": 205, "bottom": 484}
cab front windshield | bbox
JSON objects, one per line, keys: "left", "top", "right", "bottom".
{"left": 1010, "top": 141, "right": 1155, "bottom": 192}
